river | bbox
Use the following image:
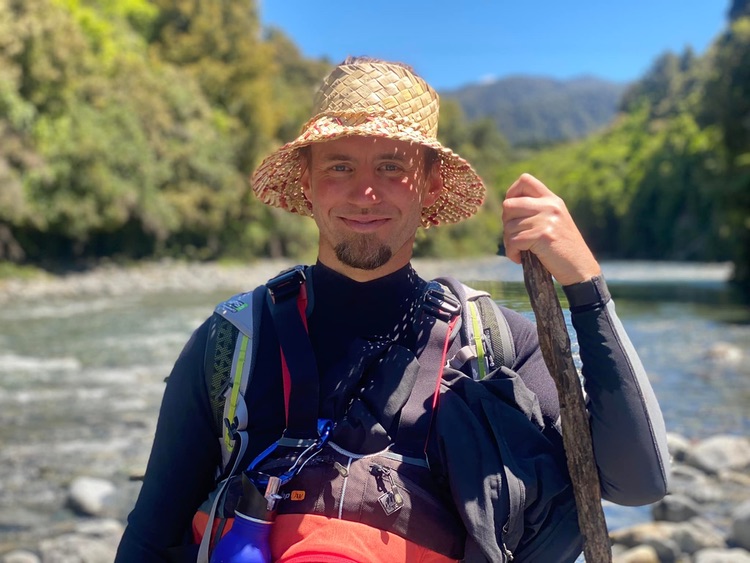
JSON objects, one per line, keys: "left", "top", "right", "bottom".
{"left": 0, "top": 258, "right": 747, "bottom": 553}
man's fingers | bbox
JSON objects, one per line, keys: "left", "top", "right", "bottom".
{"left": 502, "top": 173, "right": 601, "bottom": 284}
{"left": 503, "top": 217, "right": 547, "bottom": 260}
{"left": 502, "top": 195, "right": 548, "bottom": 223}
{"left": 505, "top": 173, "right": 552, "bottom": 199}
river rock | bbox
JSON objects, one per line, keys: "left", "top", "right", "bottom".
{"left": 684, "top": 435, "right": 750, "bottom": 475}
{"left": 705, "top": 342, "right": 743, "bottom": 364}
{"left": 67, "top": 477, "right": 116, "bottom": 517}
{"left": 670, "top": 463, "right": 727, "bottom": 503}
{"left": 610, "top": 519, "right": 726, "bottom": 561}
{"left": 613, "top": 544, "right": 660, "bottom": 563}
{"left": 667, "top": 432, "right": 691, "bottom": 462}
{"left": 718, "top": 470, "right": 750, "bottom": 496}
{"left": 0, "top": 551, "right": 40, "bottom": 563}
{"left": 731, "top": 501, "right": 750, "bottom": 551}
{"left": 38, "top": 536, "right": 114, "bottom": 563}
{"left": 652, "top": 494, "right": 702, "bottom": 522}
{"left": 694, "top": 548, "right": 750, "bottom": 563}
{"left": 610, "top": 523, "right": 681, "bottom": 562}
{"left": 681, "top": 518, "right": 729, "bottom": 553}
{"left": 36, "top": 519, "right": 123, "bottom": 563}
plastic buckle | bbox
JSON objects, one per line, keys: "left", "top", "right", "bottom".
{"left": 224, "top": 416, "right": 239, "bottom": 439}
{"left": 422, "top": 281, "right": 461, "bottom": 322}
{"left": 267, "top": 266, "right": 306, "bottom": 304}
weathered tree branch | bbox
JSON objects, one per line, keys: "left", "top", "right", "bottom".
{"left": 521, "top": 251, "right": 612, "bottom": 562}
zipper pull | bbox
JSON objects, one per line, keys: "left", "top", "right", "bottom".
{"left": 383, "top": 469, "right": 404, "bottom": 506}
{"left": 333, "top": 460, "right": 349, "bottom": 477}
{"left": 372, "top": 464, "right": 404, "bottom": 515}
{"left": 501, "top": 521, "right": 514, "bottom": 561}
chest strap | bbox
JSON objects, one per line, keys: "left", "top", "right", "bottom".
{"left": 257, "top": 274, "right": 462, "bottom": 465}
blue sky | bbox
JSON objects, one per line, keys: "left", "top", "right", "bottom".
{"left": 260, "top": 1, "right": 730, "bottom": 90}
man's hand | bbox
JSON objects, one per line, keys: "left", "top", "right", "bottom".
{"left": 502, "top": 173, "right": 601, "bottom": 286}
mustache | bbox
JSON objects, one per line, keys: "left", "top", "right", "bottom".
{"left": 337, "top": 207, "right": 393, "bottom": 216}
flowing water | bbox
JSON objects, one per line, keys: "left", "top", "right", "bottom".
{"left": 0, "top": 259, "right": 748, "bottom": 551}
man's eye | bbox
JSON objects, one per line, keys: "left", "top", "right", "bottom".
{"left": 331, "top": 164, "right": 349, "bottom": 172}
{"left": 381, "top": 163, "right": 401, "bottom": 172}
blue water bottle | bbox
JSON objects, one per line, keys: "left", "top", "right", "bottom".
{"left": 210, "top": 474, "right": 277, "bottom": 563}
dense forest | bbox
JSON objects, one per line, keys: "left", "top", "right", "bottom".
{"left": 0, "top": 0, "right": 748, "bottom": 293}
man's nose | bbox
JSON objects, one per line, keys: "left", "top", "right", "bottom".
{"left": 347, "top": 171, "right": 382, "bottom": 205}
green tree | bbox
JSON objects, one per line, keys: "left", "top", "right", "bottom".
{"left": 146, "top": 1, "right": 324, "bottom": 260}
{"left": 702, "top": 16, "right": 750, "bottom": 289}
{"left": 620, "top": 49, "right": 704, "bottom": 119}
{"left": 148, "top": 0, "right": 277, "bottom": 172}
{"left": 730, "top": 0, "right": 750, "bottom": 21}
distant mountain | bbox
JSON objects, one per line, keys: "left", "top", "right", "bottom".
{"left": 442, "top": 75, "right": 628, "bottom": 146}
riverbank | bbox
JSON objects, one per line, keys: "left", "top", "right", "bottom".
{"left": 0, "top": 257, "right": 734, "bottom": 304}
{"left": 0, "top": 258, "right": 299, "bottom": 304}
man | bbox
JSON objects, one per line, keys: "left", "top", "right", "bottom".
{"left": 116, "top": 57, "right": 670, "bottom": 562}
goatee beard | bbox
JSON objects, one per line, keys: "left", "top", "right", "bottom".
{"left": 334, "top": 235, "right": 392, "bottom": 270}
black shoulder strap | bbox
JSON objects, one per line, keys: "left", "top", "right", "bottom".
{"left": 393, "top": 281, "right": 460, "bottom": 457}
{"left": 265, "top": 265, "right": 320, "bottom": 441}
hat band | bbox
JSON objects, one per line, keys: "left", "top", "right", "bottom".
{"left": 299, "top": 111, "right": 433, "bottom": 144}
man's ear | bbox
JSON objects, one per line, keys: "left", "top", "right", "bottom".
{"left": 300, "top": 159, "right": 311, "bottom": 202}
{"left": 423, "top": 160, "right": 443, "bottom": 208}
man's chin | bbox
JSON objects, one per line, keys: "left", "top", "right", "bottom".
{"left": 334, "top": 239, "right": 393, "bottom": 271}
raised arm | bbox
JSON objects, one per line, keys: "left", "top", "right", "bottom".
{"left": 502, "top": 173, "right": 670, "bottom": 505}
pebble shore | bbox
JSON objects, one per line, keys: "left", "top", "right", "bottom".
{"left": 1, "top": 259, "right": 747, "bottom": 562}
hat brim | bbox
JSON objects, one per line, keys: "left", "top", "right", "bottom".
{"left": 251, "top": 114, "right": 486, "bottom": 227}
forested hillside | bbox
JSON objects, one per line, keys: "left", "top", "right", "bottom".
{"left": 0, "top": 0, "right": 748, "bottom": 293}
{"left": 443, "top": 76, "right": 626, "bottom": 146}
{"left": 495, "top": 0, "right": 750, "bottom": 291}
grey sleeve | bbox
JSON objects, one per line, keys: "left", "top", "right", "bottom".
{"left": 563, "top": 276, "right": 671, "bottom": 506}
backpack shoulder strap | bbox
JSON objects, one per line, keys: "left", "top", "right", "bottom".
{"left": 203, "top": 265, "right": 314, "bottom": 475}
{"left": 433, "top": 276, "right": 515, "bottom": 379}
{"left": 198, "top": 266, "right": 312, "bottom": 563}
{"left": 204, "top": 285, "right": 266, "bottom": 473}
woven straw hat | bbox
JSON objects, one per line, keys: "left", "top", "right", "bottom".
{"left": 251, "top": 59, "right": 486, "bottom": 227}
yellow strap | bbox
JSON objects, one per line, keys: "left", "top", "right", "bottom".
{"left": 468, "top": 301, "right": 487, "bottom": 380}
{"left": 224, "top": 333, "right": 250, "bottom": 451}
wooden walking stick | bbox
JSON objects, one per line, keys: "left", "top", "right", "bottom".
{"left": 521, "top": 251, "right": 612, "bottom": 562}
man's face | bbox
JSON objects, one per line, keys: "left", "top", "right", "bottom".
{"left": 300, "top": 136, "right": 442, "bottom": 281}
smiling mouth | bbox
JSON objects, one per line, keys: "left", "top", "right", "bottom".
{"left": 340, "top": 216, "right": 390, "bottom": 232}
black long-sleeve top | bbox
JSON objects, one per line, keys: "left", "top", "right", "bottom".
{"left": 116, "top": 263, "right": 670, "bottom": 562}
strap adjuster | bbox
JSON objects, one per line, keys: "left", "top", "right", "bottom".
{"left": 422, "top": 281, "right": 461, "bottom": 322}
{"left": 267, "top": 266, "right": 306, "bottom": 303}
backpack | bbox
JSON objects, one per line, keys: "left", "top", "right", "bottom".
{"left": 194, "top": 265, "right": 518, "bottom": 560}
{"left": 204, "top": 266, "right": 515, "bottom": 475}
